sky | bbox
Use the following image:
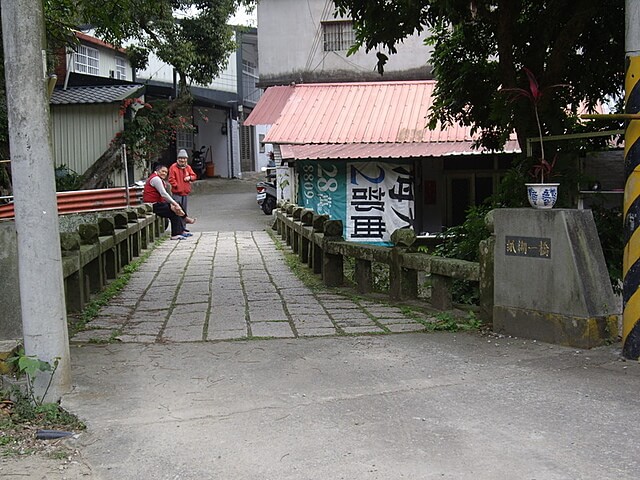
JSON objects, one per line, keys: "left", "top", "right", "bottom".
{"left": 178, "top": 4, "right": 257, "bottom": 27}
{"left": 230, "top": 5, "right": 257, "bottom": 27}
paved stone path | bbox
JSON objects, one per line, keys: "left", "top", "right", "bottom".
{"left": 72, "top": 231, "right": 429, "bottom": 344}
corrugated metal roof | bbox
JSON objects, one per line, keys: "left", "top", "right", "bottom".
{"left": 262, "top": 81, "right": 485, "bottom": 145}
{"left": 50, "top": 85, "right": 144, "bottom": 105}
{"left": 243, "top": 85, "right": 295, "bottom": 125}
{"left": 280, "top": 140, "right": 521, "bottom": 160}
{"left": 248, "top": 80, "right": 521, "bottom": 158}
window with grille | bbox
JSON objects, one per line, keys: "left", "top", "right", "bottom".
{"left": 176, "top": 130, "right": 193, "bottom": 153}
{"left": 74, "top": 45, "right": 99, "bottom": 75}
{"left": 115, "top": 57, "right": 127, "bottom": 80}
{"left": 322, "top": 21, "right": 355, "bottom": 52}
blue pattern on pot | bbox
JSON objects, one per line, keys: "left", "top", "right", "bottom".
{"left": 526, "top": 184, "right": 559, "bottom": 209}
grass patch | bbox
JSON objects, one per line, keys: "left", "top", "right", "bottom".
{"left": 422, "top": 311, "right": 482, "bottom": 332}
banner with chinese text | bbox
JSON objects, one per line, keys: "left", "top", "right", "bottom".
{"left": 298, "top": 161, "right": 414, "bottom": 244}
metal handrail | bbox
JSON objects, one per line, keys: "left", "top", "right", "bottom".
{"left": 0, "top": 186, "right": 145, "bottom": 220}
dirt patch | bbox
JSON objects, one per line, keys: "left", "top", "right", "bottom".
{"left": 0, "top": 437, "right": 95, "bottom": 479}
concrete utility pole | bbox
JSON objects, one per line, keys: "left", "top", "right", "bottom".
{"left": 623, "top": 0, "right": 640, "bottom": 359}
{"left": 1, "top": 0, "right": 71, "bottom": 399}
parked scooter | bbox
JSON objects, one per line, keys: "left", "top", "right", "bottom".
{"left": 191, "top": 146, "right": 206, "bottom": 179}
{"left": 256, "top": 162, "right": 277, "bottom": 215}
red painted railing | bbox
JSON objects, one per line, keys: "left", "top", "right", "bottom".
{"left": 0, "top": 186, "right": 144, "bottom": 220}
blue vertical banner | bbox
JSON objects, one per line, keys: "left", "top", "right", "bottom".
{"left": 299, "top": 161, "right": 346, "bottom": 221}
{"left": 298, "top": 161, "right": 414, "bottom": 244}
{"left": 347, "top": 162, "right": 414, "bottom": 243}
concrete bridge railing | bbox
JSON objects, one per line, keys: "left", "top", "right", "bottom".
{"left": 59, "top": 205, "right": 164, "bottom": 313}
{"left": 0, "top": 205, "right": 165, "bottom": 340}
{"left": 274, "top": 203, "right": 493, "bottom": 322}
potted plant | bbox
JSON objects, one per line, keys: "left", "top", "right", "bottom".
{"left": 526, "top": 153, "right": 559, "bottom": 209}
{"left": 502, "top": 67, "right": 564, "bottom": 208}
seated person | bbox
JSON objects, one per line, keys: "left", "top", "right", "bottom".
{"left": 143, "top": 163, "right": 196, "bottom": 240}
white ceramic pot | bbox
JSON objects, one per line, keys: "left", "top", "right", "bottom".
{"left": 525, "top": 183, "right": 559, "bottom": 209}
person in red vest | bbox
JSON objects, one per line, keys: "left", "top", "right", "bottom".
{"left": 168, "top": 149, "right": 197, "bottom": 236}
{"left": 143, "top": 163, "right": 196, "bottom": 240}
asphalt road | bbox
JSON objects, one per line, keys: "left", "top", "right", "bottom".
{"left": 188, "top": 174, "right": 275, "bottom": 232}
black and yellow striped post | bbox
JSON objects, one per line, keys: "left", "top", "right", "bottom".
{"left": 623, "top": 54, "right": 640, "bottom": 359}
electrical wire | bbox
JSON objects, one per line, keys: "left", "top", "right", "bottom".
{"left": 304, "top": 0, "right": 334, "bottom": 72}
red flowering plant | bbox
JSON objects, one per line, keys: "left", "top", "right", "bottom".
{"left": 501, "top": 67, "right": 567, "bottom": 183}
{"left": 117, "top": 97, "right": 195, "bottom": 167}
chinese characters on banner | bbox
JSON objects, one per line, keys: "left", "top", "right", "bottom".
{"left": 299, "top": 161, "right": 414, "bottom": 244}
{"left": 299, "top": 161, "right": 346, "bottom": 221}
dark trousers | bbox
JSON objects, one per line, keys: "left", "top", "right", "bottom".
{"left": 152, "top": 202, "right": 183, "bottom": 236}
{"left": 172, "top": 194, "right": 189, "bottom": 231}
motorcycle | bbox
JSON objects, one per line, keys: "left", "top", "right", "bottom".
{"left": 256, "top": 164, "right": 277, "bottom": 215}
{"left": 190, "top": 146, "right": 206, "bottom": 179}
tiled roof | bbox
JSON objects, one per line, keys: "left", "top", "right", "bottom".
{"left": 50, "top": 85, "right": 144, "bottom": 105}
{"left": 246, "top": 81, "right": 521, "bottom": 158}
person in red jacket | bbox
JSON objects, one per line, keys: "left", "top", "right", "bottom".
{"left": 143, "top": 163, "right": 196, "bottom": 240}
{"left": 168, "top": 149, "right": 197, "bottom": 235}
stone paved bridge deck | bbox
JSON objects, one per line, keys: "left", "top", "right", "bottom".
{"left": 71, "top": 231, "right": 430, "bottom": 344}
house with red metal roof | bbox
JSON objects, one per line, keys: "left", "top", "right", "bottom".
{"left": 244, "top": 80, "right": 521, "bottom": 241}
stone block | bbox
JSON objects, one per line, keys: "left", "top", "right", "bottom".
{"left": 492, "top": 208, "right": 619, "bottom": 347}
{"left": 391, "top": 228, "right": 416, "bottom": 247}
{"left": 113, "top": 212, "right": 128, "bottom": 228}
{"left": 301, "top": 209, "right": 314, "bottom": 226}
{"left": 98, "top": 217, "right": 115, "bottom": 236}
{"left": 78, "top": 223, "right": 99, "bottom": 244}
{"left": 293, "top": 207, "right": 304, "bottom": 220}
{"left": 126, "top": 209, "right": 138, "bottom": 222}
{"left": 60, "top": 232, "right": 80, "bottom": 252}
{"left": 312, "top": 214, "right": 329, "bottom": 232}
{"left": 324, "top": 219, "right": 343, "bottom": 238}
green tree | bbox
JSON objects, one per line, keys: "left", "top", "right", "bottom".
{"left": 333, "top": 0, "right": 624, "bottom": 153}
{"left": 77, "top": 0, "right": 256, "bottom": 92}
{"left": 41, "top": 0, "right": 255, "bottom": 92}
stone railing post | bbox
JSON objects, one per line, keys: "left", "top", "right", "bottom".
{"left": 126, "top": 209, "right": 141, "bottom": 258}
{"left": 322, "top": 219, "right": 343, "bottom": 287}
{"left": 355, "top": 258, "right": 373, "bottom": 294}
{"left": 430, "top": 274, "right": 453, "bottom": 310}
{"left": 78, "top": 223, "right": 104, "bottom": 295}
{"left": 285, "top": 204, "right": 296, "bottom": 245}
{"left": 300, "top": 209, "right": 314, "bottom": 264}
{"left": 312, "top": 214, "right": 329, "bottom": 274}
{"left": 389, "top": 229, "right": 418, "bottom": 300}
{"left": 478, "top": 210, "right": 495, "bottom": 323}
{"left": 98, "top": 217, "right": 119, "bottom": 279}
{"left": 113, "top": 212, "right": 131, "bottom": 268}
{"left": 60, "top": 232, "right": 84, "bottom": 312}
{"left": 292, "top": 207, "right": 304, "bottom": 254}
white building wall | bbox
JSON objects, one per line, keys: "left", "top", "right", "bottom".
{"left": 193, "top": 107, "right": 230, "bottom": 178}
{"left": 257, "top": 0, "right": 432, "bottom": 84}
{"left": 254, "top": 125, "right": 271, "bottom": 171}
{"left": 136, "top": 41, "right": 238, "bottom": 93}
{"left": 70, "top": 40, "right": 132, "bottom": 81}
